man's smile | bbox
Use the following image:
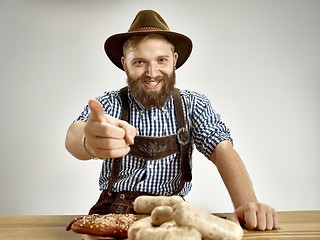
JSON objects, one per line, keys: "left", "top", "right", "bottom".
{"left": 144, "top": 80, "right": 162, "bottom": 90}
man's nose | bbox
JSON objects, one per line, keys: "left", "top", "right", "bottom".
{"left": 146, "top": 63, "right": 158, "bottom": 78}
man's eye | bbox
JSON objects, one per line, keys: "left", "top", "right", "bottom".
{"left": 134, "top": 61, "right": 143, "bottom": 65}
{"left": 159, "top": 58, "right": 167, "bottom": 63}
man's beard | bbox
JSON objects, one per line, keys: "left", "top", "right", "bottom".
{"left": 126, "top": 69, "right": 176, "bottom": 110}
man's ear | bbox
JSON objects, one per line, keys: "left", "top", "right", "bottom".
{"left": 173, "top": 52, "right": 178, "bottom": 68}
{"left": 121, "top": 57, "right": 127, "bottom": 73}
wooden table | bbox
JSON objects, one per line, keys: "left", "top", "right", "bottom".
{"left": 0, "top": 211, "right": 319, "bottom": 239}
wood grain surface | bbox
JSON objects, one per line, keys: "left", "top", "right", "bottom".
{"left": 1, "top": 211, "right": 319, "bottom": 239}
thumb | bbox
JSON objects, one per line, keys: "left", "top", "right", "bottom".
{"left": 229, "top": 212, "right": 241, "bottom": 225}
{"left": 88, "top": 99, "right": 105, "bottom": 122}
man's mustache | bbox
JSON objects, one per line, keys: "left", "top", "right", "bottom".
{"left": 136, "top": 75, "right": 165, "bottom": 82}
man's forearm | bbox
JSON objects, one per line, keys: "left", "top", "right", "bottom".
{"left": 65, "top": 121, "right": 91, "bottom": 160}
{"left": 210, "top": 140, "right": 257, "bottom": 209}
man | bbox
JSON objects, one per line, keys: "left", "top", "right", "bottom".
{"left": 65, "top": 10, "right": 279, "bottom": 231}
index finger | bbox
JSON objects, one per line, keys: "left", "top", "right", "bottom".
{"left": 244, "top": 209, "right": 258, "bottom": 230}
{"left": 117, "top": 119, "right": 137, "bottom": 145}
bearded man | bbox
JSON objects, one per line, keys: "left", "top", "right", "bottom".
{"left": 65, "top": 10, "right": 279, "bottom": 231}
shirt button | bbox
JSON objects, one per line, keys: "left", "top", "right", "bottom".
{"left": 119, "top": 193, "right": 125, "bottom": 199}
{"left": 116, "top": 205, "right": 124, "bottom": 214}
{"left": 152, "top": 116, "right": 157, "bottom": 121}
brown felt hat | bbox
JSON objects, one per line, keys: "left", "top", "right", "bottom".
{"left": 104, "top": 10, "right": 193, "bottom": 70}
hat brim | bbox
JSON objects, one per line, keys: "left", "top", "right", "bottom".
{"left": 104, "top": 31, "right": 192, "bottom": 71}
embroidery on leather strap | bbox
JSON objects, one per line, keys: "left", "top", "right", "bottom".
{"left": 137, "top": 142, "right": 168, "bottom": 156}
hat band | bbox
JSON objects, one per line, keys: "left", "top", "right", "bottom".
{"left": 130, "top": 27, "right": 165, "bottom": 32}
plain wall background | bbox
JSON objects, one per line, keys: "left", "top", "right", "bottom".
{"left": 1, "top": 0, "right": 319, "bottom": 215}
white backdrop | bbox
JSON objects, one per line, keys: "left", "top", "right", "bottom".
{"left": 1, "top": 0, "right": 319, "bottom": 215}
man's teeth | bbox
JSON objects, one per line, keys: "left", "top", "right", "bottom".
{"left": 147, "top": 81, "right": 159, "bottom": 86}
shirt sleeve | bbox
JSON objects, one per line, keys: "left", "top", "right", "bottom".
{"left": 76, "top": 104, "right": 90, "bottom": 122}
{"left": 74, "top": 90, "right": 120, "bottom": 122}
{"left": 190, "top": 92, "right": 233, "bottom": 160}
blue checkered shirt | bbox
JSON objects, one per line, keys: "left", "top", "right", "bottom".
{"left": 76, "top": 88, "right": 232, "bottom": 196}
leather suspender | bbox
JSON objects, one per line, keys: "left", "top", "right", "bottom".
{"left": 107, "top": 87, "right": 192, "bottom": 195}
{"left": 172, "top": 88, "right": 192, "bottom": 194}
{"left": 107, "top": 88, "right": 129, "bottom": 195}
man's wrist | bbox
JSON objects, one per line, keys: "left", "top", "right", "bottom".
{"left": 82, "top": 135, "right": 96, "bottom": 159}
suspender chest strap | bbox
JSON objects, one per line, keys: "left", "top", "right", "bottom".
{"left": 107, "top": 87, "right": 192, "bottom": 195}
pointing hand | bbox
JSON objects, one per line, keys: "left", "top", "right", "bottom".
{"left": 83, "top": 99, "right": 136, "bottom": 159}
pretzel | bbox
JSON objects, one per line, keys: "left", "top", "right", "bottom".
{"left": 66, "top": 214, "right": 140, "bottom": 238}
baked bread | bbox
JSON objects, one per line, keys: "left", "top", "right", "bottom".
{"left": 66, "top": 214, "right": 140, "bottom": 238}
